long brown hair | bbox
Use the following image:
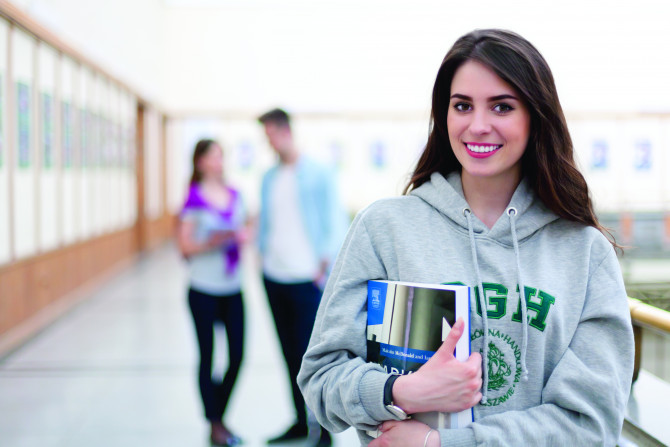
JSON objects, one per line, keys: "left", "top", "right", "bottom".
{"left": 405, "top": 29, "right": 619, "bottom": 249}
{"left": 189, "top": 139, "right": 217, "bottom": 185}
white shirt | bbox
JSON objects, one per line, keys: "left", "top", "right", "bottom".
{"left": 263, "top": 164, "right": 320, "bottom": 283}
{"left": 182, "top": 196, "right": 245, "bottom": 295}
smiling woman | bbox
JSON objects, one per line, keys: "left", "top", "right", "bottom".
{"left": 446, "top": 60, "right": 531, "bottom": 218}
{"left": 297, "top": 29, "right": 634, "bottom": 447}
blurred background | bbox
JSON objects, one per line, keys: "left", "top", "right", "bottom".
{"left": 1, "top": 0, "right": 669, "bottom": 446}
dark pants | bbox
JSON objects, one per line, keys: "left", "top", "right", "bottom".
{"left": 188, "top": 287, "right": 245, "bottom": 422}
{"left": 263, "top": 276, "right": 322, "bottom": 426}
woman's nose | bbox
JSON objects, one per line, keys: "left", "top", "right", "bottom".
{"left": 469, "top": 110, "right": 492, "bottom": 135}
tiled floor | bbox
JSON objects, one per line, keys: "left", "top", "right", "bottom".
{"left": 0, "top": 244, "right": 359, "bottom": 447}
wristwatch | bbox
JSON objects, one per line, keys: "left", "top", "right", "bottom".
{"left": 383, "top": 374, "right": 409, "bottom": 420}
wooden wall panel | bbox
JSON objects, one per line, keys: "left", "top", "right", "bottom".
{"left": 142, "top": 214, "right": 176, "bottom": 252}
{"left": 0, "top": 226, "right": 138, "bottom": 338}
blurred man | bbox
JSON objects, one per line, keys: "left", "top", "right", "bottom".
{"left": 257, "top": 108, "right": 348, "bottom": 447}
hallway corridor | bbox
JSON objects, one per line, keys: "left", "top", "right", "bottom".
{"left": 0, "top": 243, "right": 358, "bottom": 447}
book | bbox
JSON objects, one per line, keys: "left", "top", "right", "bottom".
{"left": 366, "top": 280, "right": 473, "bottom": 431}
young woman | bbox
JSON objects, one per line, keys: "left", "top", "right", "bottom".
{"left": 298, "top": 29, "right": 634, "bottom": 446}
{"left": 178, "top": 139, "right": 246, "bottom": 447}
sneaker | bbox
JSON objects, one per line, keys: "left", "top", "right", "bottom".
{"left": 267, "top": 422, "right": 309, "bottom": 444}
{"left": 210, "top": 422, "right": 242, "bottom": 446}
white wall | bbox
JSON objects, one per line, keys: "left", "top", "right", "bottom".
{"left": 15, "top": 0, "right": 164, "bottom": 105}
{"left": 161, "top": 0, "right": 670, "bottom": 115}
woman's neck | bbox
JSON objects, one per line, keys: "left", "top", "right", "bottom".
{"left": 461, "top": 171, "right": 521, "bottom": 229}
{"left": 199, "top": 175, "right": 231, "bottom": 209}
{"left": 200, "top": 175, "right": 224, "bottom": 189}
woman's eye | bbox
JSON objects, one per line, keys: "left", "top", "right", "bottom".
{"left": 453, "top": 102, "right": 471, "bottom": 112}
{"left": 493, "top": 103, "right": 514, "bottom": 113}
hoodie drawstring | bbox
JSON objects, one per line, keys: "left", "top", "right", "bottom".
{"left": 508, "top": 207, "right": 529, "bottom": 382}
{"left": 464, "top": 208, "right": 489, "bottom": 404}
{"left": 464, "top": 207, "right": 530, "bottom": 405}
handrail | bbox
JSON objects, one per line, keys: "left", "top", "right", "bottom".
{"left": 629, "top": 298, "right": 670, "bottom": 333}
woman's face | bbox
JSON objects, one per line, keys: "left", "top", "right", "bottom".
{"left": 198, "top": 143, "right": 224, "bottom": 179}
{"left": 447, "top": 60, "right": 531, "bottom": 186}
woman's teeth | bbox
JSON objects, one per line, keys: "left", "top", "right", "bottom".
{"left": 466, "top": 143, "right": 501, "bottom": 153}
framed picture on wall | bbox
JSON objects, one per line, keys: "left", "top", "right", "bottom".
{"left": 17, "top": 81, "right": 31, "bottom": 169}
{"left": 42, "top": 92, "right": 54, "bottom": 169}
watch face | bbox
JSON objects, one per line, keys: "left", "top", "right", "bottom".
{"left": 385, "top": 404, "right": 409, "bottom": 420}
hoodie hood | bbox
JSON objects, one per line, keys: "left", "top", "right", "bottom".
{"left": 410, "top": 171, "right": 559, "bottom": 246}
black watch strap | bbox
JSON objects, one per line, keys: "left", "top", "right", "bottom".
{"left": 383, "top": 374, "right": 402, "bottom": 406}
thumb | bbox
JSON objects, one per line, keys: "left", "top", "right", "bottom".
{"left": 434, "top": 317, "right": 464, "bottom": 359}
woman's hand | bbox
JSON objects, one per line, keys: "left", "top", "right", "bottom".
{"left": 393, "top": 318, "right": 482, "bottom": 414}
{"left": 369, "top": 420, "right": 439, "bottom": 447}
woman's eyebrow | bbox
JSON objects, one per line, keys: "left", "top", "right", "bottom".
{"left": 450, "top": 93, "right": 519, "bottom": 101}
{"left": 489, "top": 94, "right": 519, "bottom": 101}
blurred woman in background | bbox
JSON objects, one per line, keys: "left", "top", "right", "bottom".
{"left": 178, "top": 139, "right": 247, "bottom": 447}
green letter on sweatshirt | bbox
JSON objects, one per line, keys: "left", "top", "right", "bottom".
{"left": 511, "top": 286, "right": 555, "bottom": 331}
{"left": 474, "top": 283, "right": 508, "bottom": 319}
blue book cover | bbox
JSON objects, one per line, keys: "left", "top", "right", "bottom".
{"left": 367, "top": 280, "right": 473, "bottom": 429}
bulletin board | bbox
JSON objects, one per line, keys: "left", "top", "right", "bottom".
{"left": 98, "top": 77, "right": 114, "bottom": 234}
{"left": 122, "top": 91, "right": 137, "bottom": 227}
{"left": 60, "top": 55, "right": 79, "bottom": 244}
{"left": 107, "top": 82, "right": 122, "bottom": 231}
{"left": 77, "top": 65, "right": 92, "bottom": 240}
{"left": 38, "top": 42, "right": 59, "bottom": 251}
{"left": 12, "top": 27, "right": 36, "bottom": 259}
{"left": 90, "top": 73, "right": 104, "bottom": 236}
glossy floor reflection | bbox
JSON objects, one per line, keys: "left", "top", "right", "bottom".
{"left": 0, "top": 243, "right": 359, "bottom": 447}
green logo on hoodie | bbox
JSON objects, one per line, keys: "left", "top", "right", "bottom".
{"left": 487, "top": 342, "right": 512, "bottom": 391}
{"left": 472, "top": 328, "right": 522, "bottom": 407}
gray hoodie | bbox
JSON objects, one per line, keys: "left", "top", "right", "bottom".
{"left": 298, "top": 171, "right": 634, "bottom": 446}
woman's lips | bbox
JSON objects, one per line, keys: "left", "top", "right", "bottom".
{"left": 465, "top": 142, "right": 502, "bottom": 159}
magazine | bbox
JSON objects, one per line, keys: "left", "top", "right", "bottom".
{"left": 366, "top": 280, "right": 473, "bottom": 431}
